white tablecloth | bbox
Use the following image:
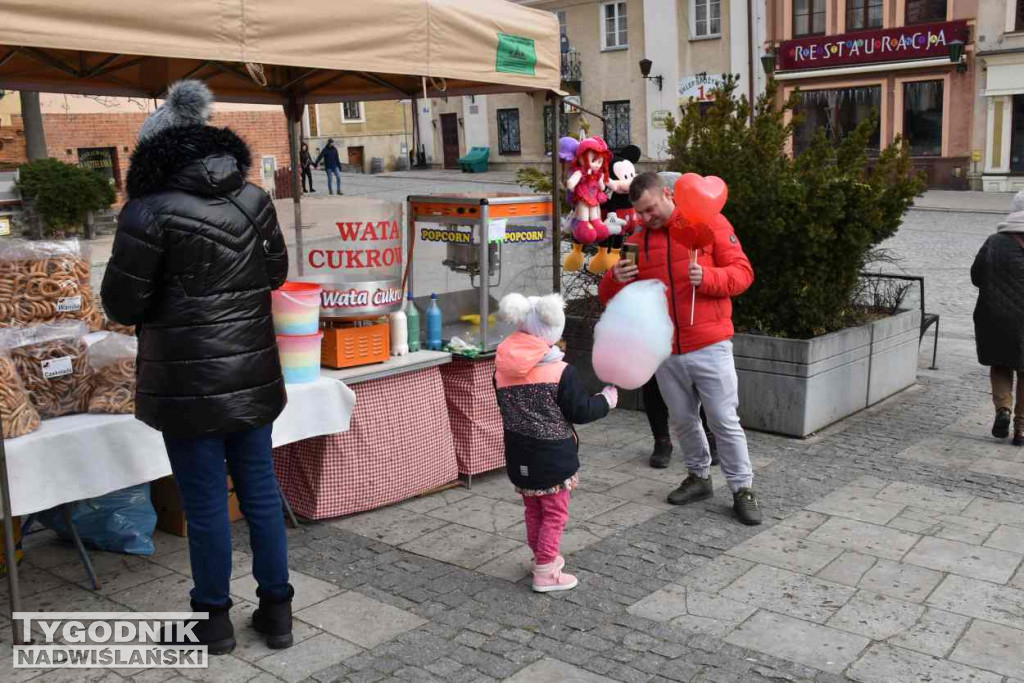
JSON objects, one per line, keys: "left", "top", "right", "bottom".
{"left": 3, "top": 376, "right": 355, "bottom": 517}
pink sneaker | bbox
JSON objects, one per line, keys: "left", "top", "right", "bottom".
{"left": 532, "top": 559, "right": 578, "bottom": 593}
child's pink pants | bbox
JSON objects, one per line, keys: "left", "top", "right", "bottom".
{"left": 521, "top": 489, "right": 571, "bottom": 565}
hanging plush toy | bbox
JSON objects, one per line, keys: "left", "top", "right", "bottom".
{"left": 589, "top": 145, "right": 641, "bottom": 274}
{"left": 562, "top": 136, "right": 612, "bottom": 272}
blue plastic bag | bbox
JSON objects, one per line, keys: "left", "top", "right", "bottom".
{"left": 36, "top": 484, "right": 157, "bottom": 555}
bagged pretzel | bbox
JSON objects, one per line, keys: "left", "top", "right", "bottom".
{"left": 2, "top": 321, "right": 94, "bottom": 419}
{"left": 0, "top": 348, "right": 41, "bottom": 438}
{"left": 103, "top": 318, "right": 136, "bottom": 337}
{"left": 0, "top": 239, "right": 103, "bottom": 331}
{"left": 87, "top": 332, "right": 137, "bottom": 415}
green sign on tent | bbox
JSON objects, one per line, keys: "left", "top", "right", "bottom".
{"left": 496, "top": 34, "right": 537, "bottom": 76}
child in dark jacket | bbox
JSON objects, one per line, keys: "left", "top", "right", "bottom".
{"left": 494, "top": 293, "right": 618, "bottom": 592}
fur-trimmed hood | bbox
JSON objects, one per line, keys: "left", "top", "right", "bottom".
{"left": 126, "top": 125, "right": 252, "bottom": 199}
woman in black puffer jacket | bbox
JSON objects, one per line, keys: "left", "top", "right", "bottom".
{"left": 972, "top": 190, "right": 1024, "bottom": 447}
{"left": 102, "top": 81, "right": 294, "bottom": 654}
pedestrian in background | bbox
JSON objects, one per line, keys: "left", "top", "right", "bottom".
{"left": 971, "top": 190, "right": 1024, "bottom": 446}
{"left": 314, "top": 138, "right": 343, "bottom": 196}
{"left": 300, "top": 142, "right": 315, "bottom": 193}
{"left": 102, "top": 80, "right": 296, "bottom": 654}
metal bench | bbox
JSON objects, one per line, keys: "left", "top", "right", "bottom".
{"left": 860, "top": 272, "right": 939, "bottom": 370}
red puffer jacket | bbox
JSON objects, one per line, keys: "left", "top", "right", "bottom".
{"left": 598, "top": 210, "right": 754, "bottom": 355}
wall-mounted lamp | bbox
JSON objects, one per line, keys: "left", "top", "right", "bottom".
{"left": 639, "top": 59, "right": 663, "bottom": 91}
{"left": 458, "top": 117, "right": 464, "bottom": 128}
{"left": 760, "top": 48, "right": 776, "bottom": 76}
{"left": 948, "top": 39, "right": 967, "bottom": 73}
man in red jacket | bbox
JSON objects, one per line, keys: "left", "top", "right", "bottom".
{"left": 598, "top": 172, "right": 761, "bottom": 525}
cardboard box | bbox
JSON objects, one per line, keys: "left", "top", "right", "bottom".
{"left": 151, "top": 476, "right": 244, "bottom": 538}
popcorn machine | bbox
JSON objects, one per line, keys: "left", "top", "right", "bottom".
{"left": 407, "top": 194, "right": 554, "bottom": 353}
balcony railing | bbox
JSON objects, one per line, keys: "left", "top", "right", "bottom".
{"left": 561, "top": 48, "right": 581, "bottom": 84}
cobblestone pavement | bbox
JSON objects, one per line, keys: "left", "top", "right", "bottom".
{"left": 8, "top": 207, "right": 1024, "bottom": 682}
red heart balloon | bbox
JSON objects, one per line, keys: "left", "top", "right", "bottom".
{"left": 671, "top": 222, "right": 716, "bottom": 249}
{"left": 674, "top": 173, "right": 728, "bottom": 224}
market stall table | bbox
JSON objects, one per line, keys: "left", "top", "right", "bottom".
{"left": 3, "top": 376, "right": 355, "bottom": 517}
{"left": 272, "top": 351, "right": 459, "bottom": 520}
{"left": 439, "top": 356, "right": 504, "bottom": 481}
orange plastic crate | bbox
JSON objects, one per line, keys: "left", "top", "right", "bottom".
{"left": 321, "top": 320, "right": 391, "bottom": 369}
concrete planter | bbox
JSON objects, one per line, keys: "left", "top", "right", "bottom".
{"left": 734, "top": 309, "right": 922, "bottom": 437}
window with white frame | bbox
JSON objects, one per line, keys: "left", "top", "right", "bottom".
{"left": 342, "top": 102, "right": 364, "bottom": 122}
{"left": 693, "top": 0, "right": 721, "bottom": 38}
{"left": 602, "top": 2, "right": 628, "bottom": 50}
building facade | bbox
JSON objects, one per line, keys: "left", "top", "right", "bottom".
{"left": 416, "top": 0, "right": 768, "bottom": 169}
{"left": 0, "top": 93, "right": 290, "bottom": 200}
{"left": 304, "top": 100, "right": 412, "bottom": 174}
{"left": 768, "top": 0, "right": 978, "bottom": 190}
{"left": 977, "top": 0, "right": 1024, "bottom": 192}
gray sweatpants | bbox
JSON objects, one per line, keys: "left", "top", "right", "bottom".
{"left": 655, "top": 341, "right": 754, "bottom": 492}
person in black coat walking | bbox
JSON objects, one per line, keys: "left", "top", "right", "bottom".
{"left": 300, "top": 142, "right": 315, "bottom": 193}
{"left": 971, "top": 190, "right": 1024, "bottom": 446}
{"left": 102, "top": 80, "right": 295, "bottom": 654}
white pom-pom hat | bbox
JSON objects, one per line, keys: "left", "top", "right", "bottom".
{"left": 499, "top": 293, "right": 566, "bottom": 346}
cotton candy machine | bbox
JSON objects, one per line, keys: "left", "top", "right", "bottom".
{"left": 407, "top": 194, "right": 553, "bottom": 352}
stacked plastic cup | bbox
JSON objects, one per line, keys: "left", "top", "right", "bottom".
{"left": 271, "top": 282, "right": 323, "bottom": 384}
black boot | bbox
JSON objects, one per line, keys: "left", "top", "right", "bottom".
{"left": 252, "top": 585, "right": 294, "bottom": 649}
{"left": 649, "top": 436, "right": 673, "bottom": 468}
{"left": 993, "top": 408, "right": 1012, "bottom": 439}
{"left": 162, "top": 599, "right": 235, "bottom": 655}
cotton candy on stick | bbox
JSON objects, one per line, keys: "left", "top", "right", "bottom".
{"left": 592, "top": 280, "right": 674, "bottom": 390}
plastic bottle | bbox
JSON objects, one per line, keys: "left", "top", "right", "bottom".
{"left": 405, "top": 291, "right": 421, "bottom": 353}
{"left": 426, "top": 293, "right": 443, "bottom": 350}
{"left": 389, "top": 309, "right": 408, "bottom": 356}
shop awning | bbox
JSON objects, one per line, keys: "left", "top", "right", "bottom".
{"left": 0, "top": 0, "right": 561, "bottom": 103}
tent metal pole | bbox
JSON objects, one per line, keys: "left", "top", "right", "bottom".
{"left": 0, "top": 420, "right": 27, "bottom": 645}
{"left": 287, "top": 97, "right": 305, "bottom": 276}
{"left": 550, "top": 92, "right": 562, "bottom": 295}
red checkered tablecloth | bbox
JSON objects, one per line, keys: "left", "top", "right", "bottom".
{"left": 440, "top": 357, "right": 505, "bottom": 476}
{"left": 272, "top": 367, "right": 458, "bottom": 520}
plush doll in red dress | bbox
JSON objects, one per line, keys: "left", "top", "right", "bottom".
{"left": 563, "top": 136, "right": 613, "bottom": 271}
{"left": 566, "top": 137, "right": 612, "bottom": 242}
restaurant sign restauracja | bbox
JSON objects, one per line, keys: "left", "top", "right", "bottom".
{"left": 777, "top": 20, "right": 969, "bottom": 72}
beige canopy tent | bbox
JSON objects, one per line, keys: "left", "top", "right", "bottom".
{"left": 0, "top": 0, "right": 564, "bottom": 645}
{"left": 0, "top": 0, "right": 563, "bottom": 274}
{"left": 0, "top": 0, "right": 560, "bottom": 102}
